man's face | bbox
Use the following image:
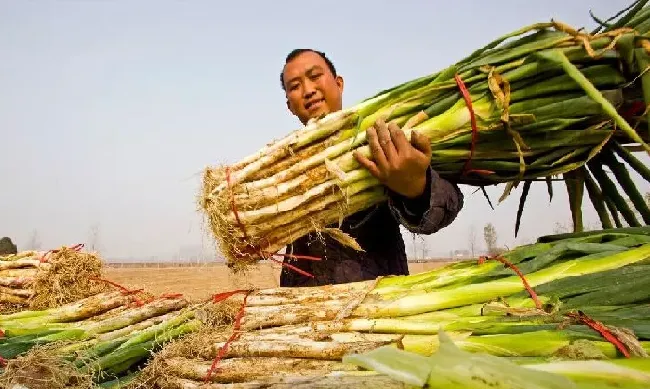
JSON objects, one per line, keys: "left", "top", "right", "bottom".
{"left": 282, "top": 51, "right": 344, "bottom": 125}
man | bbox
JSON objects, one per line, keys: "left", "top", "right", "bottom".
{"left": 279, "top": 48, "right": 464, "bottom": 287}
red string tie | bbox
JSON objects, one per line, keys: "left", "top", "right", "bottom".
{"left": 261, "top": 251, "right": 322, "bottom": 279}
{"left": 566, "top": 311, "right": 631, "bottom": 358}
{"left": 89, "top": 276, "right": 145, "bottom": 307}
{"left": 478, "top": 255, "right": 542, "bottom": 310}
{"left": 205, "top": 289, "right": 252, "bottom": 382}
{"left": 39, "top": 243, "right": 85, "bottom": 263}
{"left": 454, "top": 74, "right": 479, "bottom": 176}
{"left": 226, "top": 165, "right": 321, "bottom": 279}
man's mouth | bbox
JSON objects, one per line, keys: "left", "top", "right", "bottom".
{"left": 305, "top": 98, "right": 325, "bottom": 111}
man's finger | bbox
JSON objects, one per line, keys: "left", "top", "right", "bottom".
{"left": 354, "top": 151, "right": 382, "bottom": 179}
{"left": 411, "top": 130, "right": 432, "bottom": 157}
{"left": 388, "top": 122, "right": 410, "bottom": 154}
{"left": 376, "top": 119, "right": 398, "bottom": 163}
{"left": 366, "top": 126, "right": 390, "bottom": 171}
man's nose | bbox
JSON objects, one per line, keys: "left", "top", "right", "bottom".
{"left": 303, "top": 81, "right": 317, "bottom": 97}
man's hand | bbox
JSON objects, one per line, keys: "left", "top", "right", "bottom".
{"left": 354, "top": 119, "right": 432, "bottom": 199}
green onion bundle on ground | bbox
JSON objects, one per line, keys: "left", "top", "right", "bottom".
{"left": 342, "top": 332, "right": 650, "bottom": 389}
{"left": 140, "top": 227, "right": 650, "bottom": 388}
{"left": 2, "top": 227, "right": 650, "bottom": 388}
{"left": 0, "top": 286, "right": 213, "bottom": 389}
{"left": 200, "top": 1, "right": 650, "bottom": 268}
{"left": 0, "top": 244, "right": 109, "bottom": 313}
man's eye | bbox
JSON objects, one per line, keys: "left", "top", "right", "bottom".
{"left": 310, "top": 73, "right": 322, "bottom": 80}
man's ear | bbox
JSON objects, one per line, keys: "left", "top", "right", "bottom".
{"left": 336, "top": 75, "right": 344, "bottom": 93}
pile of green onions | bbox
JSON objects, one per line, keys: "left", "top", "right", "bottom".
{"left": 0, "top": 289, "right": 206, "bottom": 387}
{"left": 200, "top": 0, "right": 650, "bottom": 267}
{"left": 342, "top": 331, "right": 650, "bottom": 389}
{"left": 148, "top": 227, "right": 650, "bottom": 387}
{"left": 0, "top": 244, "right": 108, "bottom": 311}
{"left": 2, "top": 227, "right": 650, "bottom": 387}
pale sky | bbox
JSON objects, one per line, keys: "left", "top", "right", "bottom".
{"left": 2, "top": 0, "right": 647, "bottom": 261}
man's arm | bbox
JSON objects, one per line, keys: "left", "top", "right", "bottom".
{"left": 386, "top": 166, "right": 464, "bottom": 234}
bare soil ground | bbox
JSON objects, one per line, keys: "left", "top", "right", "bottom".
{"left": 103, "top": 262, "right": 453, "bottom": 301}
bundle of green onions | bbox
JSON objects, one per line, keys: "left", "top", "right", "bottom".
{"left": 160, "top": 332, "right": 650, "bottom": 388}
{"left": 200, "top": 0, "right": 650, "bottom": 267}
{"left": 147, "top": 227, "right": 650, "bottom": 387}
{"left": 342, "top": 331, "right": 650, "bottom": 389}
{"left": 0, "top": 287, "right": 209, "bottom": 388}
{"left": 0, "top": 244, "right": 109, "bottom": 312}
{"left": 572, "top": 143, "right": 650, "bottom": 231}
{"left": 4, "top": 228, "right": 649, "bottom": 388}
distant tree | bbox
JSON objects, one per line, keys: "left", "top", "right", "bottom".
{"left": 0, "top": 237, "right": 18, "bottom": 255}
{"left": 553, "top": 222, "right": 571, "bottom": 234}
{"left": 468, "top": 225, "right": 478, "bottom": 258}
{"left": 420, "top": 236, "right": 429, "bottom": 259}
{"left": 483, "top": 223, "right": 498, "bottom": 256}
{"left": 88, "top": 223, "right": 101, "bottom": 253}
{"left": 553, "top": 220, "right": 597, "bottom": 234}
{"left": 411, "top": 233, "right": 418, "bottom": 260}
{"left": 26, "top": 229, "right": 42, "bottom": 251}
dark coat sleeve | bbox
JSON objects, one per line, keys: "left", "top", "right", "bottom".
{"left": 386, "top": 166, "right": 464, "bottom": 235}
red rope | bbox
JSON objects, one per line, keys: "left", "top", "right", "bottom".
{"left": 454, "top": 74, "right": 479, "bottom": 176}
{"left": 225, "top": 165, "right": 320, "bottom": 278}
{"left": 205, "top": 289, "right": 252, "bottom": 382}
{"left": 266, "top": 257, "right": 314, "bottom": 278}
{"left": 620, "top": 101, "right": 645, "bottom": 121}
{"left": 211, "top": 289, "right": 251, "bottom": 304}
{"left": 566, "top": 311, "right": 630, "bottom": 358}
{"left": 231, "top": 249, "right": 319, "bottom": 278}
{"left": 89, "top": 276, "right": 145, "bottom": 307}
{"left": 478, "top": 255, "right": 542, "bottom": 310}
{"left": 0, "top": 355, "right": 6, "bottom": 367}
{"left": 261, "top": 251, "right": 320, "bottom": 278}
{"left": 39, "top": 243, "right": 85, "bottom": 263}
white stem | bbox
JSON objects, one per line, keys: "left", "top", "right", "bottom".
{"left": 232, "top": 188, "right": 385, "bottom": 259}
{"left": 226, "top": 177, "right": 378, "bottom": 225}
{"left": 0, "top": 276, "right": 33, "bottom": 288}
{"left": 0, "top": 286, "right": 33, "bottom": 298}
{"left": 204, "top": 339, "right": 394, "bottom": 360}
{"left": 0, "top": 259, "right": 49, "bottom": 271}
{"left": 233, "top": 164, "right": 368, "bottom": 207}
{"left": 214, "top": 110, "right": 357, "bottom": 194}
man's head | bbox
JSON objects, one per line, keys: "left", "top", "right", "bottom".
{"left": 281, "top": 49, "right": 344, "bottom": 125}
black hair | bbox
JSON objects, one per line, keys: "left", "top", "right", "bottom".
{"left": 280, "top": 49, "right": 337, "bottom": 91}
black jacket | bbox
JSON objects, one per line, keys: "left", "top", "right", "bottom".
{"left": 279, "top": 167, "right": 464, "bottom": 287}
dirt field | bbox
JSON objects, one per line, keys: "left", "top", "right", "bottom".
{"left": 103, "top": 262, "right": 453, "bottom": 301}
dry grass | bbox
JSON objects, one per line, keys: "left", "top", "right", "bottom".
{"left": 30, "top": 247, "right": 110, "bottom": 309}
{"left": 103, "top": 262, "right": 453, "bottom": 301}
{"left": 0, "top": 345, "right": 95, "bottom": 389}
